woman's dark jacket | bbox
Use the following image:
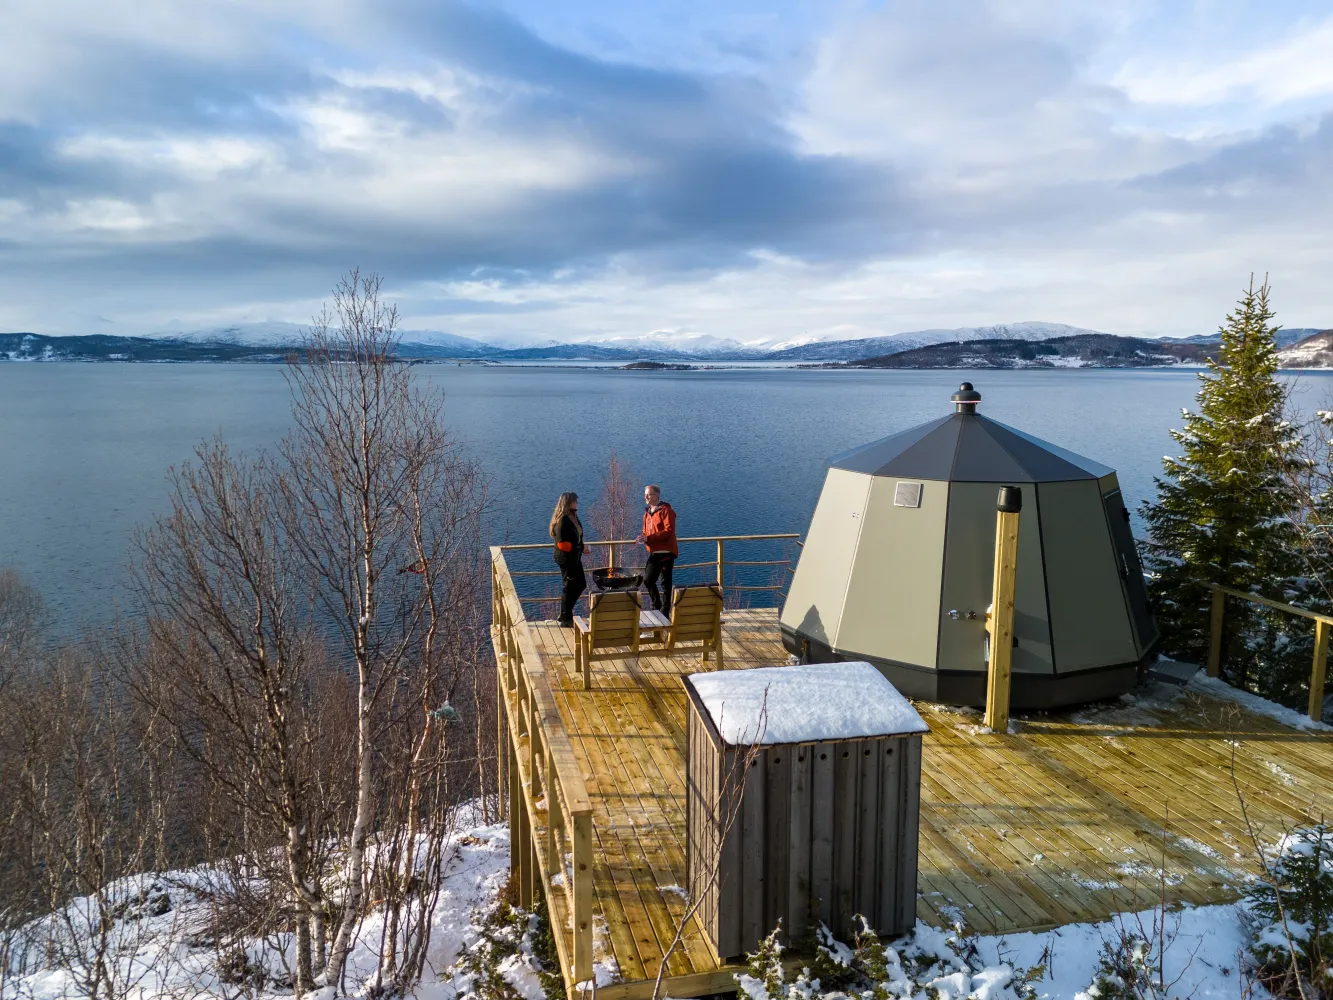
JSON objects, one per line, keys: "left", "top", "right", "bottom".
{"left": 553, "top": 514, "right": 585, "bottom": 567}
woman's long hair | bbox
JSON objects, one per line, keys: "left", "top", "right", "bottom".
{"left": 550, "top": 492, "right": 578, "bottom": 539}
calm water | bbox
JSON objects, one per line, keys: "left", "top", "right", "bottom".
{"left": 5, "top": 363, "right": 1332, "bottom": 627}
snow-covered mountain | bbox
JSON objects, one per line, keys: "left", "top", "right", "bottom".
{"left": 145, "top": 322, "right": 310, "bottom": 345}
{"left": 145, "top": 322, "right": 499, "bottom": 355}
{"left": 573, "top": 329, "right": 767, "bottom": 357}
{"left": 1277, "top": 329, "right": 1333, "bottom": 368}
{"left": 23, "top": 318, "right": 1325, "bottom": 365}
{"left": 768, "top": 322, "right": 1107, "bottom": 361}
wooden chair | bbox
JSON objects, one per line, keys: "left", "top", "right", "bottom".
{"left": 573, "top": 590, "right": 642, "bottom": 689}
{"left": 643, "top": 584, "right": 725, "bottom": 670}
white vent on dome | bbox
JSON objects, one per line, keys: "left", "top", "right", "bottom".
{"left": 894, "top": 482, "right": 923, "bottom": 508}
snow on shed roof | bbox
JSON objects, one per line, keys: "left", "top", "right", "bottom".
{"left": 829, "top": 412, "right": 1113, "bottom": 482}
{"left": 685, "top": 662, "right": 928, "bottom": 746}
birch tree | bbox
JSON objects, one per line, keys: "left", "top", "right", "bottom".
{"left": 278, "top": 270, "right": 488, "bottom": 988}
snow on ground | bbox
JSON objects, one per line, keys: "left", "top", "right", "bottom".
{"left": 1187, "top": 671, "right": 1333, "bottom": 732}
{"left": 966, "top": 903, "right": 1261, "bottom": 1000}
{"left": 3, "top": 806, "right": 513, "bottom": 1000}
{"left": 0, "top": 781, "right": 1283, "bottom": 1000}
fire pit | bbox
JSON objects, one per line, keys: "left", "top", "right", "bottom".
{"left": 593, "top": 567, "right": 643, "bottom": 591}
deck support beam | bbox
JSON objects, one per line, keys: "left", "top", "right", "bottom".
{"left": 985, "top": 487, "right": 1022, "bottom": 734}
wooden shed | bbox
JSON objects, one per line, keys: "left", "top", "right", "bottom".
{"left": 684, "top": 662, "right": 927, "bottom": 960}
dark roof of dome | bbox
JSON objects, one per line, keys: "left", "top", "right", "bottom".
{"left": 829, "top": 412, "right": 1114, "bottom": 483}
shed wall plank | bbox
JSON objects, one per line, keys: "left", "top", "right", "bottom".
{"left": 787, "top": 745, "right": 813, "bottom": 944}
{"left": 898, "top": 735, "right": 923, "bottom": 933}
{"left": 811, "top": 742, "right": 835, "bottom": 928}
{"left": 764, "top": 748, "right": 792, "bottom": 938}
{"left": 833, "top": 741, "right": 860, "bottom": 938}
{"left": 741, "top": 753, "right": 767, "bottom": 951}
{"left": 878, "top": 739, "right": 902, "bottom": 933}
{"left": 856, "top": 738, "right": 883, "bottom": 926}
{"left": 718, "top": 747, "right": 742, "bottom": 959}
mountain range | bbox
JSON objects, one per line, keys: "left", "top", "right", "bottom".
{"left": 825, "top": 334, "right": 1214, "bottom": 369}
{"left": 1, "top": 322, "right": 1328, "bottom": 366}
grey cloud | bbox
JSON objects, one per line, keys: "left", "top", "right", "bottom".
{"left": 0, "top": 0, "right": 908, "bottom": 290}
{"left": 0, "top": 0, "right": 1329, "bottom": 338}
{"left": 33, "top": 39, "right": 319, "bottom": 132}
{"left": 1137, "top": 113, "right": 1333, "bottom": 193}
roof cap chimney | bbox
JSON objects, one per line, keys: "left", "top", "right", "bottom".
{"left": 951, "top": 382, "right": 981, "bottom": 414}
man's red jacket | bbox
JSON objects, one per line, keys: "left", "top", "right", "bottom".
{"left": 642, "top": 502, "right": 678, "bottom": 557}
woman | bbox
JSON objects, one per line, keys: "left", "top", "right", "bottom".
{"left": 550, "top": 491, "right": 586, "bottom": 627}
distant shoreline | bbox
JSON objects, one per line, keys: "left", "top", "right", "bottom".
{"left": 0, "top": 357, "right": 1255, "bottom": 371}
{"left": 4, "top": 327, "right": 1327, "bottom": 368}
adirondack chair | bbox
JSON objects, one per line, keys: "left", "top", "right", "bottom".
{"left": 643, "top": 584, "right": 725, "bottom": 670}
{"left": 573, "top": 589, "right": 642, "bottom": 689}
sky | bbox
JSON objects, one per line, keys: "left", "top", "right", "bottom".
{"left": 1, "top": 0, "right": 1331, "bottom": 346}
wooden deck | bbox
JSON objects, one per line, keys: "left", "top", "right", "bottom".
{"left": 493, "top": 554, "right": 1333, "bottom": 1000}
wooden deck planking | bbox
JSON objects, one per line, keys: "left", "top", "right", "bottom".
{"left": 543, "top": 623, "right": 717, "bottom": 982}
{"left": 507, "top": 606, "right": 1333, "bottom": 1000}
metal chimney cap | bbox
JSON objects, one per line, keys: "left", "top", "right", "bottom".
{"left": 951, "top": 382, "right": 981, "bottom": 413}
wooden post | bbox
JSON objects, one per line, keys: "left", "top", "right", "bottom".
{"left": 716, "top": 538, "right": 725, "bottom": 592}
{"left": 508, "top": 739, "right": 525, "bottom": 897}
{"left": 572, "top": 812, "right": 593, "bottom": 983}
{"left": 1311, "top": 619, "right": 1329, "bottom": 722}
{"left": 528, "top": 703, "right": 542, "bottom": 800}
{"left": 517, "top": 796, "right": 534, "bottom": 909}
{"left": 546, "top": 750, "right": 562, "bottom": 875}
{"left": 984, "top": 487, "right": 1022, "bottom": 733}
{"left": 497, "top": 666, "right": 507, "bottom": 821}
{"left": 1207, "top": 585, "right": 1225, "bottom": 678}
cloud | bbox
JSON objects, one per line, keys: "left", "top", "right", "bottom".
{"left": 0, "top": 0, "right": 1329, "bottom": 339}
{"left": 1115, "top": 15, "right": 1333, "bottom": 109}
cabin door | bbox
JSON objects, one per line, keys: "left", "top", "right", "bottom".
{"left": 1102, "top": 489, "right": 1158, "bottom": 652}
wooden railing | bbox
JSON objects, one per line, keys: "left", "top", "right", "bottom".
{"left": 1207, "top": 583, "right": 1333, "bottom": 722}
{"left": 492, "top": 549, "right": 594, "bottom": 985}
{"left": 490, "top": 533, "right": 800, "bottom": 989}
{"left": 499, "top": 533, "right": 802, "bottom": 606}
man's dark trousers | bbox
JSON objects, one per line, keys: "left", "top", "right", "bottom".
{"left": 644, "top": 552, "right": 675, "bottom": 613}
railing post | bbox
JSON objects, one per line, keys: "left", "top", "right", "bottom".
{"left": 1207, "top": 585, "right": 1225, "bottom": 678}
{"left": 510, "top": 739, "right": 530, "bottom": 904}
{"left": 546, "top": 749, "right": 562, "bottom": 875}
{"left": 529, "top": 700, "right": 542, "bottom": 800}
{"left": 1311, "top": 619, "right": 1329, "bottom": 723}
{"left": 716, "top": 539, "right": 725, "bottom": 592}
{"left": 496, "top": 665, "right": 507, "bottom": 821}
{"left": 572, "top": 812, "right": 593, "bottom": 983}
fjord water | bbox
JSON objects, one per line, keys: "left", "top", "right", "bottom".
{"left": 4, "top": 363, "right": 1330, "bottom": 628}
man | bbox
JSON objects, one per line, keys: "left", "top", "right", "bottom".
{"left": 637, "top": 484, "right": 678, "bottom": 614}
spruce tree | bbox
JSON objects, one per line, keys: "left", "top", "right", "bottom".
{"left": 1141, "top": 277, "right": 1303, "bottom": 693}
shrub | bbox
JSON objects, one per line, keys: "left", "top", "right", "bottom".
{"left": 1246, "top": 824, "right": 1333, "bottom": 997}
{"left": 451, "top": 876, "right": 562, "bottom": 1000}
{"left": 734, "top": 917, "right": 1044, "bottom": 1000}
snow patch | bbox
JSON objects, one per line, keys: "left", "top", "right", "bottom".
{"left": 1188, "top": 672, "right": 1333, "bottom": 732}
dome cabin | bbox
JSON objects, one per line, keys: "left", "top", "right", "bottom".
{"left": 780, "top": 383, "right": 1159, "bottom": 709}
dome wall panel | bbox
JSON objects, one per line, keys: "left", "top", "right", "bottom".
{"left": 1038, "top": 480, "right": 1138, "bottom": 672}
{"left": 779, "top": 468, "right": 871, "bottom": 646}
{"left": 937, "top": 482, "right": 1052, "bottom": 675}
{"left": 836, "top": 477, "right": 949, "bottom": 669}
